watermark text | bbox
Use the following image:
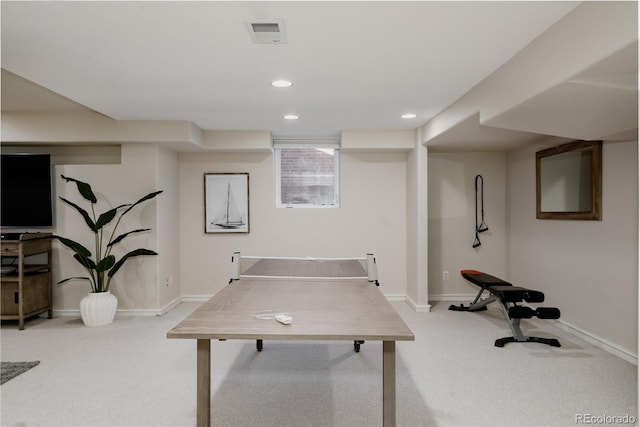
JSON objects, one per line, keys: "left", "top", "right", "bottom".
{"left": 576, "top": 413, "right": 637, "bottom": 425}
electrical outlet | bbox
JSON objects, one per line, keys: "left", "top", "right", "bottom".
{"left": 443, "top": 271, "right": 449, "bottom": 281}
{"left": 165, "top": 275, "right": 174, "bottom": 287}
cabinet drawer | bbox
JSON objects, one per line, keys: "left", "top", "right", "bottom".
{"left": 1, "top": 243, "right": 19, "bottom": 256}
{"left": 1, "top": 237, "right": 51, "bottom": 256}
{"left": 1, "top": 274, "right": 51, "bottom": 315}
{"left": 1, "top": 283, "right": 19, "bottom": 315}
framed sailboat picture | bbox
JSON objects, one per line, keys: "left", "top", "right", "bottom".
{"left": 204, "top": 173, "right": 249, "bottom": 234}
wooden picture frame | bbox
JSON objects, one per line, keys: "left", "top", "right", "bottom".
{"left": 536, "top": 140, "right": 602, "bottom": 220}
{"left": 204, "top": 173, "right": 249, "bottom": 233}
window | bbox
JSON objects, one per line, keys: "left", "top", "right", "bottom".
{"left": 275, "top": 145, "right": 340, "bottom": 208}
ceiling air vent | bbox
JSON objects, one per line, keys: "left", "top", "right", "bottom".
{"left": 246, "top": 19, "right": 287, "bottom": 44}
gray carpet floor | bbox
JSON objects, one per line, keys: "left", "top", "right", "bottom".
{"left": 1, "top": 301, "right": 637, "bottom": 426}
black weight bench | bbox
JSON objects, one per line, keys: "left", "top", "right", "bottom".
{"left": 449, "top": 270, "right": 561, "bottom": 347}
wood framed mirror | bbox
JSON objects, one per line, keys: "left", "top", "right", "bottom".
{"left": 536, "top": 140, "right": 602, "bottom": 220}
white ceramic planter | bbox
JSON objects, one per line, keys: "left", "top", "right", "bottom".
{"left": 79, "top": 291, "right": 118, "bottom": 326}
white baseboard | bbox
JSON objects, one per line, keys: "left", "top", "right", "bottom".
{"left": 429, "top": 293, "right": 476, "bottom": 302}
{"left": 53, "top": 296, "right": 183, "bottom": 318}
{"left": 53, "top": 309, "right": 81, "bottom": 318}
{"left": 181, "top": 294, "right": 213, "bottom": 302}
{"left": 155, "top": 297, "right": 182, "bottom": 316}
{"left": 404, "top": 295, "right": 432, "bottom": 312}
{"left": 553, "top": 319, "right": 638, "bottom": 366}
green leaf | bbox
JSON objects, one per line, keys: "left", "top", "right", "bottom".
{"left": 61, "top": 175, "right": 97, "bottom": 203}
{"left": 108, "top": 228, "right": 151, "bottom": 247}
{"left": 95, "top": 205, "right": 128, "bottom": 229}
{"left": 57, "top": 277, "right": 91, "bottom": 285}
{"left": 108, "top": 249, "right": 158, "bottom": 278}
{"left": 122, "top": 190, "right": 163, "bottom": 215}
{"left": 74, "top": 253, "right": 97, "bottom": 270}
{"left": 50, "top": 235, "right": 92, "bottom": 258}
{"left": 59, "top": 197, "right": 97, "bottom": 232}
{"left": 96, "top": 255, "right": 116, "bottom": 272}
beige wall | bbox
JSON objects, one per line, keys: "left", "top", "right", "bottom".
{"left": 178, "top": 150, "right": 408, "bottom": 298}
{"left": 53, "top": 144, "right": 161, "bottom": 312}
{"left": 506, "top": 140, "right": 638, "bottom": 359}
{"left": 427, "top": 152, "right": 507, "bottom": 298}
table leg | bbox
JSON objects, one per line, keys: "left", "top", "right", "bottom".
{"left": 197, "top": 339, "right": 211, "bottom": 427}
{"left": 382, "top": 341, "right": 396, "bottom": 427}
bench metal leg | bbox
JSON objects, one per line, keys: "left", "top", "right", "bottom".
{"left": 496, "top": 301, "right": 561, "bottom": 347}
{"left": 499, "top": 302, "right": 526, "bottom": 340}
{"left": 449, "top": 290, "right": 496, "bottom": 312}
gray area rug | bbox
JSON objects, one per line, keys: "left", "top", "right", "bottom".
{"left": 1, "top": 361, "right": 40, "bottom": 385}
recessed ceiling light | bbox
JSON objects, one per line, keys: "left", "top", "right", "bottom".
{"left": 271, "top": 80, "right": 293, "bottom": 88}
{"left": 401, "top": 113, "right": 417, "bottom": 119}
{"left": 283, "top": 114, "right": 299, "bottom": 120}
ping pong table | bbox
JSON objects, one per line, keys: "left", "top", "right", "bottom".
{"left": 167, "top": 254, "right": 415, "bottom": 426}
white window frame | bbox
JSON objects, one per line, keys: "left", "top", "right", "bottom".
{"left": 274, "top": 143, "right": 340, "bottom": 208}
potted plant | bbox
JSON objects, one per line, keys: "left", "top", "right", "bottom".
{"left": 51, "top": 175, "right": 163, "bottom": 326}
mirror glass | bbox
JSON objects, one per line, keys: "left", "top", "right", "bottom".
{"left": 536, "top": 140, "right": 602, "bottom": 220}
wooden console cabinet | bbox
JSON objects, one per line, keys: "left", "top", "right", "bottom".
{"left": 1, "top": 232, "right": 53, "bottom": 329}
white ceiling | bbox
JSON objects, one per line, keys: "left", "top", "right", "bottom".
{"left": 1, "top": 1, "right": 583, "bottom": 142}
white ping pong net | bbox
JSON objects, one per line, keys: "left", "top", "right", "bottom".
{"left": 230, "top": 252, "right": 379, "bottom": 285}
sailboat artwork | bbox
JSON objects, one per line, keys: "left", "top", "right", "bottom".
{"left": 204, "top": 173, "right": 249, "bottom": 234}
{"left": 215, "top": 183, "right": 245, "bottom": 229}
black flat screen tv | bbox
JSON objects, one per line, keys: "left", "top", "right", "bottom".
{"left": 1, "top": 153, "right": 54, "bottom": 228}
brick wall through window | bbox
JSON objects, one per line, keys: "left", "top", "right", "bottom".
{"left": 277, "top": 147, "right": 339, "bottom": 206}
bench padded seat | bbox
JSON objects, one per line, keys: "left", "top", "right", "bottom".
{"left": 488, "top": 286, "right": 545, "bottom": 303}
